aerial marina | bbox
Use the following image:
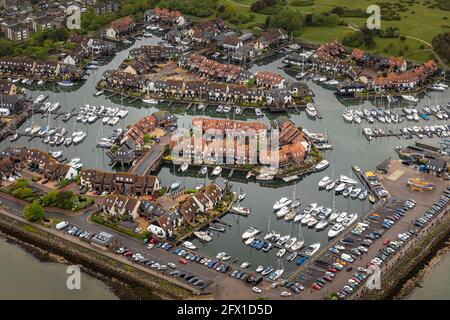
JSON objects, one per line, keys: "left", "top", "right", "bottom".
{"left": 0, "top": 2, "right": 449, "bottom": 304}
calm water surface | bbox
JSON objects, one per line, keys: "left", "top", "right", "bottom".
{"left": 1, "top": 35, "right": 449, "bottom": 297}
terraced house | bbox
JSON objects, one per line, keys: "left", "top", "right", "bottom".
{"left": 105, "top": 16, "right": 136, "bottom": 39}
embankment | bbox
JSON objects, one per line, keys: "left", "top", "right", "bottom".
{"left": 0, "top": 211, "right": 192, "bottom": 300}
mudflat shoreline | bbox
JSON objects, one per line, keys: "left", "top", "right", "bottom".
{"left": 0, "top": 211, "right": 191, "bottom": 300}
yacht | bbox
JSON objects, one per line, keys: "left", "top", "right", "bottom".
{"left": 170, "top": 180, "right": 181, "bottom": 191}
{"left": 242, "top": 227, "right": 260, "bottom": 240}
{"left": 286, "top": 252, "right": 298, "bottom": 262}
{"left": 350, "top": 188, "right": 361, "bottom": 198}
{"left": 326, "top": 180, "right": 336, "bottom": 190}
{"left": 197, "top": 103, "right": 205, "bottom": 111}
{"left": 256, "top": 173, "right": 273, "bottom": 181}
{"left": 245, "top": 237, "right": 255, "bottom": 245}
{"left": 339, "top": 175, "right": 358, "bottom": 184}
{"left": 301, "top": 214, "right": 312, "bottom": 225}
{"left": 261, "top": 266, "right": 274, "bottom": 276}
{"left": 256, "top": 265, "right": 264, "bottom": 273}
{"left": 303, "top": 203, "right": 317, "bottom": 214}
{"left": 290, "top": 199, "right": 301, "bottom": 208}
{"left": 273, "top": 197, "right": 292, "bottom": 210}
{"left": 216, "top": 105, "right": 223, "bottom": 113}
{"left": 305, "top": 103, "right": 317, "bottom": 118}
{"left": 284, "top": 210, "right": 296, "bottom": 221}
{"left": 402, "top": 95, "right": 419, "bottom": 103}
{"left": 195, "top": 182, "right": 205, "bottom": 190}
{"left": 276, "top": 206, "right": 291, "bottom": 218}
{"left": 329, "top": 211, "right": 340, "bottom": 222}
{"left": 336, "top": 212, "right": 347, "bottom": 223}
{"left": 276, "top": 249, "right": 286, "bottom": 257}
{"left": 255, "top": 108, "right": 263, "bottom": 117}
{"left": 294, "top": 213, "right": 304, "bottom": 223}
{"left": 238, "top": 191, "right": 246, "bottom": 201}
{"left": 231, "top": 206, "right": 251, "bottom": 215}
{"left": 180, "top": 163, "right": 189, "bottom": 172}
{"left": 58, "top": 80, "right": 74, "bottom": 87}
{"left": 315, "top": 160, "right": 329, "bottom": 171}
{"left": 290, "top": 240, "right": 304, "bottom": 251}
{"left": 342, "top": 213, "right": 358, "bottom": 227}
{"left": 64, "top": 137, "right": 73, "bottom": 146}
{"left": 343, "top": 185, "right": 353, "bottom": 197}
{"left": 50, "top": 151, "right": 63, "bottom": 159}
{"left": 307, "top": 218, "right": 318, "bottom": 228}
{"left": 94, "top": 90, "right": 104, "bottom": 96}
{"left": 315, "top": 220, "right": 329, "bottom": 230}
{"left": 240, "top": 262, "right": 251, "bottom": 269}
{"left": 276, "top": 234, "right": 290, "bottom": 246}
{"left": 223, "top": 105, "right": 232, "bottom": 113}
{"left": 328, "top": 223, "right": 344, "bottom": 238}
{"left": 235, "top": 106, "right": 242, "bottom": 115}
{"left": 343, "top": 111, "right": 353, "bottom": 122}
{"left": 182, "top": 241, "right": 197, "bottom": 250}
{"left": 73, "top": 132, "right": 87, "bottom": 144}
{"left": 212, "top": 166, "right": 222, "bottom": 176}
{"left": 305, "top": 242, "right": 321, "bottom": 256}
{"left": 199, "top": 166, "right": 208, "bottom": 175}
{"left": 142, "top": 98, "right": 158, "bottom": 104}
{"left": 318, "top": 176, "right": 332, "bottom": 188}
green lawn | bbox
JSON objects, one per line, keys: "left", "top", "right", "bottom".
{"left": 216, "top": 0, "right": 449, "bottom": 65}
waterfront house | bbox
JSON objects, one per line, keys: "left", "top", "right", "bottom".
{"left": 93, "top": 171, "right": 106, "bottom": 193}
{"left": 124, "top": 197, "right": 141, "bottom": 219}
{"left": 145, "top": 7, "right": 186, "bottom": 27}
{"left": 102, "top": 172, "right": 115, "bottom": 193}
{"left": 155, "top": 210, "right": 183, "bottom": 238}
{"left": 178, "top": 197, "right": 201, "bottom": 225}
{"left": 103, "top": 70, "right": 144, "bottom": 92}
{"left": 0, "top": 157, "right": 15, "bottom": 180}
{"left": 80, "top": 169, "right": 97, "bottom": 189}
{"left": 114, "top": 172, "right": 136, "bottom": 194}
{"left": 255, "top": 71, "right": 285, "bottom": 89}
{"left": 0, "top": 57, "right": 35, "bottom": 76}
{"left": 389, "top": 56, "right": 407, "bottom": 73}
{"left": 121, "top": 115, "right": 157, "bottom": 149}
{"left": 254, "top": 28, "right": 288, "bottom": 50}
{"left": 113, "top": 195, "right": 129, "bottom": 216}
{"left": 34, "top": 61, "right": 60, "bottom": 78}
{"left": 0, "top": 79, "right": 17, "bottom": 95}
{"left": 102, "top": 194, "right": 117, "bottom": 214}
{"left": 124, "top": 54, "right": 154, "bottom": 75}
{"left": 105, "top": 16, "right": 136, "bottom": 39}
{"left": 0, "top": 95, "right": 25, "bottom": 116}
{"left": 336, "top": 81, "right": 367, "bottom": 96}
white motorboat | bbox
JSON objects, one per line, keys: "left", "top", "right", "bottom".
{"left": 285, "top": 237, "right": 297, "bottom": 248}
{"left": 303, "top": 203, "right": 317, "bottom": 214}
{"left": 212, "top": 166, "right": 222, "bottom": 176}
{"left": 142, "top": 98, "right": 158, "bottom": 104}
{"left": 245, "top": 237, "right": 255, "bottom": 245}
{"left": 305, "top": 103, "right": 317, "bottom": 118}
{"left": 290, "top": 199, "right": 301, "bottom": 208}
{"left": 256, "top": 173, "right": 273, "bottom": 180}
{"left": 315, "top": 220, "right": 329, "bottom": 230}
{"left": 340, "top": 175, "right": 358, "bottom": 184}
{"left": 342, "top": 213, "right": 358, "bottom": 227}
{"left": 216, "top": 105, "right": 223, "bottom": 113}
{"left": 242, "top": 227, "right": 260, "bottom": 240}
{"left": 402, "top": 95, "right": 419, "bottom": 103}
{"left": 50, "top": 151, "right": 63, "bottom": 159}
{"left": 180, "top": 163, "right": 189, "bottom": 172}
{"left": 73, "top": 132, "right": 87, "bottom": 144}
{"left": 315, "top": 160, "right": 329, "bottom": 171}
{"left": 290, "top": 240, "right": 304, "bottom": 251}
{"left": 170, "top": 180, "right": 181, "bottom": 191}
{"left": 200, "top": 166, "right": 208, "bottom": 175}
{"left": 350, "top": 188, "right": 361, "bottom": 198}
{"left": 276, "top": 249, "right": 286, "bottom": 257}
{"left": 343, "top": 185, "right": 353, "bottom": 197}
{"left": 307, "top": 218, "right": 318, "bottom": 227}
{"left": 301, "top": 214, "right": 312, "bottom": 225}
{"left": 294, "top": 213, "right": 304, "bottom": 223}
{"left": 238, "top": 192, "right": 246, "bottom": 201}
{"left": 276, "top": 234, "right": 290, "bottom": 246}
{"left": 343, "top": 111, "right": 353, "bottom": 122}
{"left": 329, "top": 211, "right": 340, "bottom": 222}
{"left": 305, "top": 242, "right": 321, "bottom": 256}
{"left": 268, "top": 269, "right": 284, "bottom": 281}
{"left": 318, "top": 176, "right": 332, "bottom": 188}
{"left": 336, "top": 212, "right": 347, "bottom": 223}
{"left": 240, "top": 262, "right": 251, "bottom": 269}
{"left": 182, "top": 241, "right": 197, "bottom": 250}
{"left": 231, "top": 206, "right": 251, "bottom": 215}
{"left": 273, "top": 197, "right": 292, "bottom": 210}
{"left": 255, "top": 108, "right": 263, "bottom": 117}
{"left": 328, "top": 223, "right": 345, "bottom": 238}
{"left": 326, "top": 180, "right": 336, "bottom": 190}
{"left": 276, "top": 206, "right": 291, "bottom": 218}
{"left": 256, "top": 265, "right": 264, "bottom": 273}
{"left": 194, "top": 231, "right": 212, "bottom": 242}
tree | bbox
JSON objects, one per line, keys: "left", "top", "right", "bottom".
{"left": 56, "top": 191, "right": 74, "bottom": 210}
{"left": 23, "top": 201, "right": 45, "bottom": 222}
{"left": 266, "top": 9, "right": 305, "bottom": 34}
{"left": 42, "top": 190, "right": 58, "bottom": 207}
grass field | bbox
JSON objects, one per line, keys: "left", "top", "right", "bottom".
{"left": 217, "top": 0, "right": 450, "bottom": 65}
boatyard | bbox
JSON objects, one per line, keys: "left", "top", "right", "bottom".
{"left": 0, "top": 21, "right": 448, "bottom": 301}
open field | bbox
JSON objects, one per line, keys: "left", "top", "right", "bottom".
{"left": 217, "top": 0, "right": 450, "bottom": 65}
